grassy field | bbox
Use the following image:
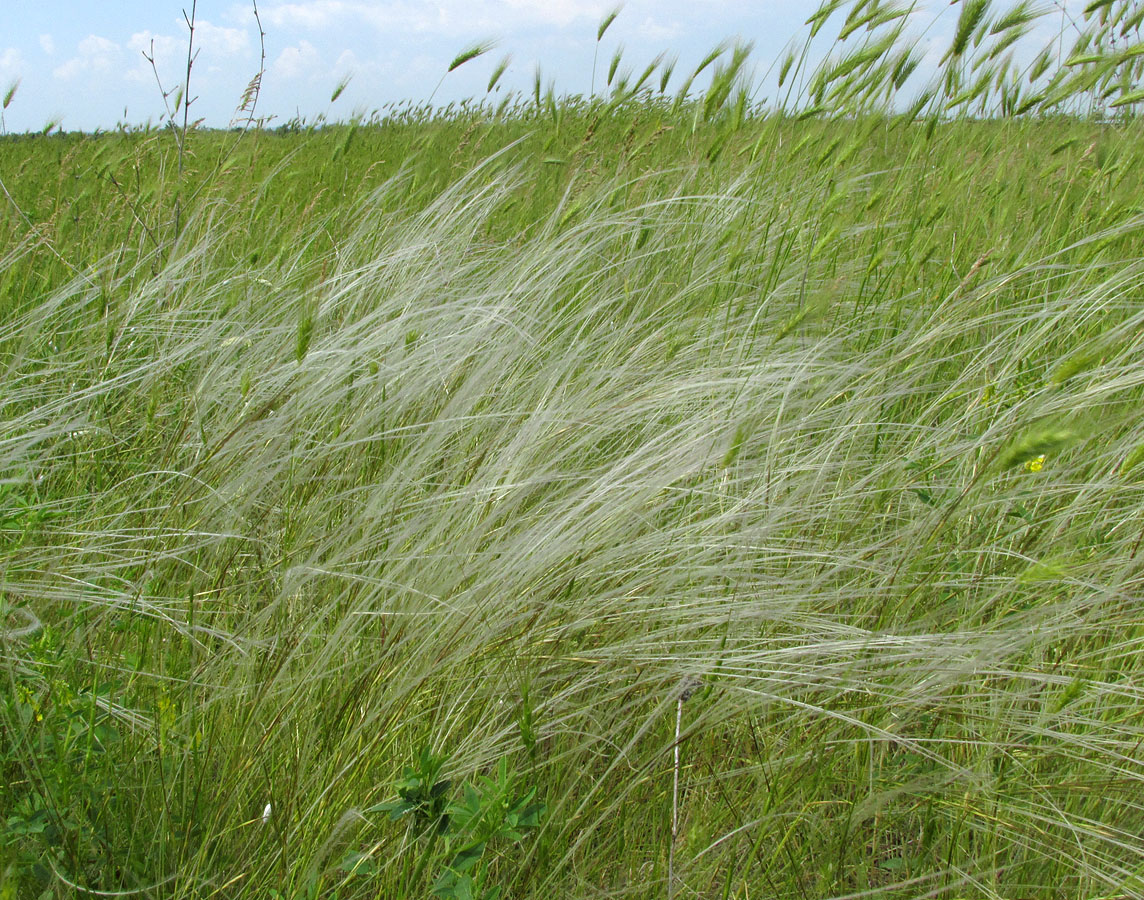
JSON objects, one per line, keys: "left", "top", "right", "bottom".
{"left": 3, "top": 2, "right": 1144, "bottom": 898}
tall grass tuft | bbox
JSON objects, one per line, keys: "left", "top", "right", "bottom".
{"left": 2, "top": 2, "right": 1144, "bottom": 897}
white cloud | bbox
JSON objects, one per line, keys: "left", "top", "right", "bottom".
{"left": 194, "top": 21, "right": 251, "bottom": 56}
{"left": 53, "top": 35, "right": 120, "bottom": 81}
{"left": 127, "top": 21, "right": 250, "bottom": 67}
{"left": 275, "top": 0, "right": 448, "bottom": 32}
{"left": 124, "top": 21, "right": 251, "bottom": 86}
{"left": 1, "top": 48, "right": 24, "bottom": 72}
{"left": 333, "top": 47, "right": 401, "bottom": 82}
{"left": 638, "top": 17, "right": 682, "bottom": 42}
{"left": 260, "top": 0, "right": 602, "bottom": 36}
{"left": 127, "top": 30, "right": 185, "bottom": 62}
{"left": 124, "top": 30, "right": 185, "bottom": 85}
{"left": 262, "top": 1, "right": 350, "bottom": 30}
{"left": 500, "top": 0, "right": 603, "bottom": 28}
{"left": 273, "top": 40, "right": 322, "bottom": 79}
{"left": 39, "top": 34, "right": 55, "bottom": 55}
{"left": 333, "top": 47, "right": 384, "bottom": 78}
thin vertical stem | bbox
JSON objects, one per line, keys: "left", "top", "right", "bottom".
{"left": 670, "top": 676, "right": 700, "bottom": 900}
{"left": 175, "top": 0, "right": 198, "bottom": 243}
{"left": 669, "top": 695, "right": 683, "bottom": 900}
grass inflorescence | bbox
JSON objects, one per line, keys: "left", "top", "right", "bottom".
{"left": 2, "top": 1, "right": 1144, "bottom": 897}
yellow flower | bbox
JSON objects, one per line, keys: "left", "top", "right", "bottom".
{"left": 1025, "top": 454, "right": 1045, "bottom": 473}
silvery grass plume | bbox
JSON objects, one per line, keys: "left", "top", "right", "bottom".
{"left": 11, "top": 159, "right": 1138, "bottom": 895}
{"left": 2, "top": 32, "right": 1144, "bottom": 894}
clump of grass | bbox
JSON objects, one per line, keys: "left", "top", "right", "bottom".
{"left": 1, "top": 3, "right": 1144, "bottom": 898}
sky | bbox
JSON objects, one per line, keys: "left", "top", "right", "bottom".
{"left": 0, "top": 1, "right": 1090, "bottom": 133}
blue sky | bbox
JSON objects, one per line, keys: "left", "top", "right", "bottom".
{"left": 0, "top": 2, "right": 1088, "bottom": 133}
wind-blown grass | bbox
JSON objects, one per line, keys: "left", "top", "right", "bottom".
{"left": 2, "top": 2, "right": 1144, "bottom": 897}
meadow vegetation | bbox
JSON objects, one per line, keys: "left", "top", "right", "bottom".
{"left": 2, "top": 1, "right": 1144, "bottom": 897}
